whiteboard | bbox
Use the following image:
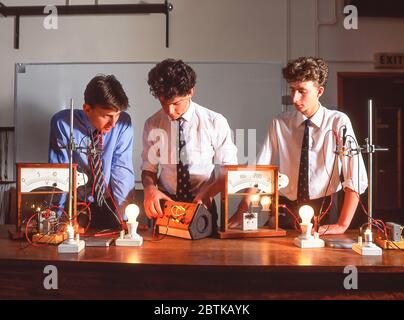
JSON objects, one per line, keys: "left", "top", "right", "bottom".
{"left": 15, "top": 62, "right": 283, "bottom": 185}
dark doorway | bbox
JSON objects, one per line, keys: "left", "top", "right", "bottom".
{"left": 338, "top": 72, "right": 404, "bottom": 228}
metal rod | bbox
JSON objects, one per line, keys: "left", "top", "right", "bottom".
{"left": 367, "top": 99, "right": 373, "bottom": 228}
{"left": 0, "top": 4, "right": 167, "bottom": 16}
{"left": 0, "top": 2, "right": 173, "bottom": 49}
{"left": 14, "top": 15, "right": 19, "bottom": 49}
{"left": 68, "top": 99, "right": 74, "bottom": 225}
{"left": 165, "top": 0, "right": 169, "bottom": 48}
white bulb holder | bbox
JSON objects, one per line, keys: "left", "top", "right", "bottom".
{"left": 294, "top": 205, "right": 324, "bottom": 247}
{"left": 128, "top": 222, "right": 141, "bottom": 239}
{"left": 294, "top": 229, "right": 324, "bottom": 248}
{"left": 299, "top": 223, "right": 313, "bottom": 240}
{"left": 67, "top": 224, "right": 74, "bottom": 241}
{"left": 58, "top": 224, "right": 85, "bottom": 253}
{"left": 352, "top": 228, "right": 382, "bottom": 256}
{"left": 115, "top": 203, "right": 143, "bottom": 247}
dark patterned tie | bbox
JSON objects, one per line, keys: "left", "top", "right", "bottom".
{"left": 297, "top": 119, "right": 310, "bottom": 204}
{"left": 90, "top": 130, "right": 105, "bottom": 206}
{"left": 176, "top": 117, "right": 192, "bottom": 202}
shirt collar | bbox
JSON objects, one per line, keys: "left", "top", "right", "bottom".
{"left": 80, "top": 110, "right": 105, "bottom": 136}
{"left": 78, "top": 110, "right": 96, "bottom": 134}
{"left": 309, "top": 104, "right": 324, "bottom": 129}
{"left": 294, "top": 103, "right": 324, "bottom": 129}
{"left": 180, "top": 100, "right": 195, "bottom": 122}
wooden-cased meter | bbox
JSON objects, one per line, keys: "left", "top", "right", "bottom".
{"left": 218, "top": 165, "right": 286, "bottom": 239}
{"left": 11, "top": 163, "right": 87, "bottom": 240}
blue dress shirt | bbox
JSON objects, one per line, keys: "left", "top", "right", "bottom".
{"left": 48, "top": 109, "right": 135, "bottom": 210}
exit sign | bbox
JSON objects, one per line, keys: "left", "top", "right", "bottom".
{"left": 374, "top": 53, "right": 404, "bottom": 69}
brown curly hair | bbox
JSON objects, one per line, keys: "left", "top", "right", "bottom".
{"left": 147, "top": 59, "right": 196, "bottom": 100}
{"left": 282, "top": 57, "right": 328, "bottom": 88}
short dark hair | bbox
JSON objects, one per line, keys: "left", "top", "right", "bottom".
{"left": 147, "top": 59, "right": 196, "bottom": 100}
{"left": 84, "top": 74, "right": 129, "bottom": 111}
{"left": 282, "top": 57, "right": 328, "bottom": 87}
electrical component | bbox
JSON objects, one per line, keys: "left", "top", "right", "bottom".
{"left": 386, "top": 222, "right": 402, "bottom": 242}
{"left": 375, "top": 222, "right": 404, "bottom": 249}
{"left": 243, "top": 212, "right": 258, "bottom": 231}
{"left": 294, "top": 205, "right": 324, "bottom": 248}
{"left": 31, "top": 208, "right": 67, "bottom": 245}
{"left": 156, "top": 200, "right": 212, "bottom": 240}
{"left": 58, "top": 224, "right": 85, "bottom": 253}
{"left": 39, "top": 209, "right": 57, "bottom": 234}
{"left": 219, "top": 165, "right": 286, "bottom": 239}
{"left": 352, "top": 228, "right": 382, "bottom": 256}
{"left": 115, "top": 204, "right": 143, "bottom": 246}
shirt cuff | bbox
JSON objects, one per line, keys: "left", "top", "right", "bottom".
{"left": 141, "top": 162, "right": 158, "bottom": 174}
{"left": 342, "top": 178, "right": 368, "bottom": 195}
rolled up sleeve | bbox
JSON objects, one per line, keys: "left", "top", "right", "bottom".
{"left": 213, "top": 115, "right": 238, "bottom": 165}
{"left": 339, "top": 116, "right": 368, "bottom": 194}
{"left": 110, "top": 119, "right": 135, "bottom": 207}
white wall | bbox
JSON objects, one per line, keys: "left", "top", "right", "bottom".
{"left": 1, "top": 0, "right": 404, "bottom": 126}
{"left": 0, "top": 0, "right": 286, "bottom": 126}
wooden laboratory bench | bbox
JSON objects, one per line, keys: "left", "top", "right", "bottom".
{"left": 0, "top": 225, "right": 403, "bottom": 300}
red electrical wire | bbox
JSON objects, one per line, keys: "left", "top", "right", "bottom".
{"left": 356, "top": 192, "right": 388, "bottom": 239}
{"left": 93, "top": 230, "right": 120, "bottom": 237}
{"left": 76, "top": 202, "right": 92, "bottom": 234}
{"left": 319, "top": 193, "right": 334, "bottom": 221}
{"left": 278, "top": 204, "right": 301, "bottom": 231}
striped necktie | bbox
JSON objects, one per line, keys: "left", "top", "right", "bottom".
{"left": 90, "top": 129, "right": 105, "bottom": 206}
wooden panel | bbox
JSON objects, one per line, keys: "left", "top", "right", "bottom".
{"left": 375, "top": 107, "right": 401, "bottom": 209}
{"left": 337, "top": 72, "right": 404, "bottom": 226}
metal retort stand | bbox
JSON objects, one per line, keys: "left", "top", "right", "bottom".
{"left": 352, "top": 99, "right": 388, "bottom": 256}
{"left": 58, "top": 99, "right": 85, "bottom": 253}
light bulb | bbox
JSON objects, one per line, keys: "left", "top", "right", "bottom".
{"left": 260, "top": 196, "right": 271, "bottom": 211}
{"left": 125, "top": 204, "right": 140, "bottom": 223}
{"left": 299, "top": 205, "right": 314, "bottom": 224}
{"left": 250, "top": 194, "right": 260, "bottom": 207}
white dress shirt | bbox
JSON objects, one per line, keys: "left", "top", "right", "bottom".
{"left": 142, "top": 101, "right": 238, "bottom": 195}
{"left": 257, "top": 105, "right": 368, "bottom": 201}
